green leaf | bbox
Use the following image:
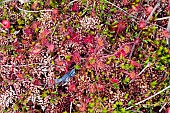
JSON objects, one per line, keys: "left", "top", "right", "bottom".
{"left": 13, "top": 104, "right": 18, "bottom": 111}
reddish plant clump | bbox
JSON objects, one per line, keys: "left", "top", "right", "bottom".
{"left": 1, "top": 20, "right": 10, "bottom": 29}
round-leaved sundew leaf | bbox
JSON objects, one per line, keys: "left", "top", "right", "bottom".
{"left": 47, "top": 44, "right": 54, "bottom": 52}
{"left": 83, "top": 34, "right": 94, "bottom": 44}
{"left": 69, "top": 84, "right": 76, "bottom": 91}
{"left": 72, "top": 52, "right": 81, "bottom": 63}
{"left": 138, "top": 21, "right": 146, "bottom": 29}
{"left": 128, "top": 71, "right": 137, "bottom": 80}
{"left": 146, "top": 6, "right": 153, "bottom": 14}
{"left": 72, "top": 2, "right": 79, "bottom": 12}
{"left": 110, "top": 78, "right": 119, "bottom": 84}
{"left": 1, "top": 20, "right": 10, "bottom": 29}
{"left": 130, "top": 60, "right": 141, "bottom": 68}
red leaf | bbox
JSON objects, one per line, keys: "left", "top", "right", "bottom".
{"left": 167, "top": 5, "right": 170, "bottom": 12}
{"left": 128, "top": 71, "right": 137, "bottom": 80}
{"left": 89, "top": 47, "right": 94, "bottom": 54}
{"left": 83, "top": 34, "right": 94, "bottom": 44}
{"left": 122, "top": 0, "right": 128, "bottom": 5}
{"left": 47, "top": 44, "right": 54, "bottom": 52}
{"left": 32, "top": 48, "right": 41, "bottom": 55}
{"left": 1, "top": 20, "right": 10, "bottom": 29}
{"left": 72, "top": 2, "right": 79, "bottom": 12}
{"left": 117, "top": 21, "right": 127, "bottom": 33}
{"left": 138, "top": 21, "right": 146, "bottom": 29}
{"left": 17, "top": 73, "right": 24, "bottom": 79}
{"left": 33, "top": 79, "right": 41, "bottom": 86}
{"left": 67, "top": 26, "right": 74, "bottom": 36}
{"left": 69, "top": 84, "right": 76, "bottom": 91}
{"left": 31, "top": 21, "right": 39, "bottom": 31}
{"left": 79, "top": 103, "right": 86, "bottom": 112}
{"left": 72, "top": 52, "right": 81, "bottom": 63}
{"left": 165, "top": 107, "right": 170, "bottom": 113}
{"left": 146, "top": 6, "right": 153, "bottom": 14}
{"left": 52, "top": 8, "right": 59, "bottom": 15}
{"left": 110, "top": 78, "right": 119, "bottom": 84}
{"left": 130, "top": 60, "right": 141, "bottom": 68}
{"left": 40, "top": 38, "right": 49, "bottom": 46}
{"left": 70, "top": 33, "right": 80, "bottom": 43}
{"left": 24, "top": 27, "right": 33, "bottom": 35}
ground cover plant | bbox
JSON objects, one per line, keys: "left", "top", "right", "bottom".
{"left": 0, "top": 0, "right": 170, "bottom": 112}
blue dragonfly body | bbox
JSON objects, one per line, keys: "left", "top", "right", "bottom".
{"left": 54, "top": 68, "right": 76, "bottom": 85}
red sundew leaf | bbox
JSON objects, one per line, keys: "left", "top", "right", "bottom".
{"left": 52, "top": 8, "right": 59, "bottom": 15}
{"left": 122, "top": 0, "right": 128, "bottom": 5}
{"left": 117, "top": 21, "right": 127, "bottom": 33}
{"left": 89, "top": 47, "right": 94, "bottom": 54}
{"left": 40, "top": 38, "right": 50, "bottom": 46}
{"left": 70, "top": 33, "right": 80, "bottom": 43}
{"left": 134, "top": 37, "right": 140, "bottom": 44}
{"left": 163, "top": 30, "right": 169, "bottom": 37}
{"left": 130, "top": 60, "right": 141, "bottom": 68}
{"left": 79, "top": 103, "right": 86, "bottom": 112}
{"left": 17, "top": 73, "right": 24, "bottom": 79}
{"left": 97, "top": 60, "right": 104, "bottom": 69}
{"left": 1, "top": 20, "right": 10, "bottom": 29}
{"left": 132, "top": 4, "right": 140, "bottom": 12}
{"left": 122, "top": 45, "right": 131, "bottom": 54}
{"left": 91, "top": 9, "right": 96, "bottom": 17}
{"left": 110, "top": 78, "right": 119, "bottom": 84}
{"left": 138, "top": 21, "right": 146, "bottom": 29}
{"left": 146, "top": 6, "right": 153, "bottom": 14}
{"left": 96, "top": 37, "right": 104, "bottom": 47}
{"left": 24, "top": 27, "right": 33, "bottom": 35}
{"left": 47, "top": 44, "right": 54, "bottom": 52}
{"left": 16, "top": 55, "right": 24, "bottom": 61}
{"left": 83, "top": 34, "right": 94, "bottom": 44}
{"left": 32, "top": 48, "right": 41, "bottom": 55}
{"left": 165, "top": 107, "right": 170, "bottom": 113}
{"left": 31, "top": 0, "right": 38, "bottom": 10}
{"left": 69, "top": 84, "right": 76, "bottom": 91}
{"left": 167, "top": 5, "right": 170, "bottom": 12}
{"left": 67, "top": 26, "right": 74, "bottom": 36}
{"left": 13, "top": 38, "right": 19, "bottom": 47}
{"left": 39, "top": 29, "right": 50, "bottom": 38}
{"left": 85, "top": 97, "right": 91, "bottom": 104}
{"left": 128, "top": 71, "right": 137, "bottom": 80}
{"left": 97, "top": 84, "right": 105, "bottom": 91}
{"left": 72, "top": 52, "right": 81, "bottom": 63}
{"left": 72, "top": 2, "right": 79, "bottom": 12}
{"left": 31, "top": 21, "right": 39, "bottom": 31}
{"left": 33, "top": 79, "right": 42, "bottom": 86}
{"left": 89, "top": 84, "right": 96, "bottom": 93}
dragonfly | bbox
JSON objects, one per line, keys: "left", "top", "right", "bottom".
{"left": 54, "top": 68, "right": 76, "bottom": 85}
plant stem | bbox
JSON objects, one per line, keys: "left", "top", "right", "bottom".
{"left": 126, "top": 85, "right": 170, "bottom": 110}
